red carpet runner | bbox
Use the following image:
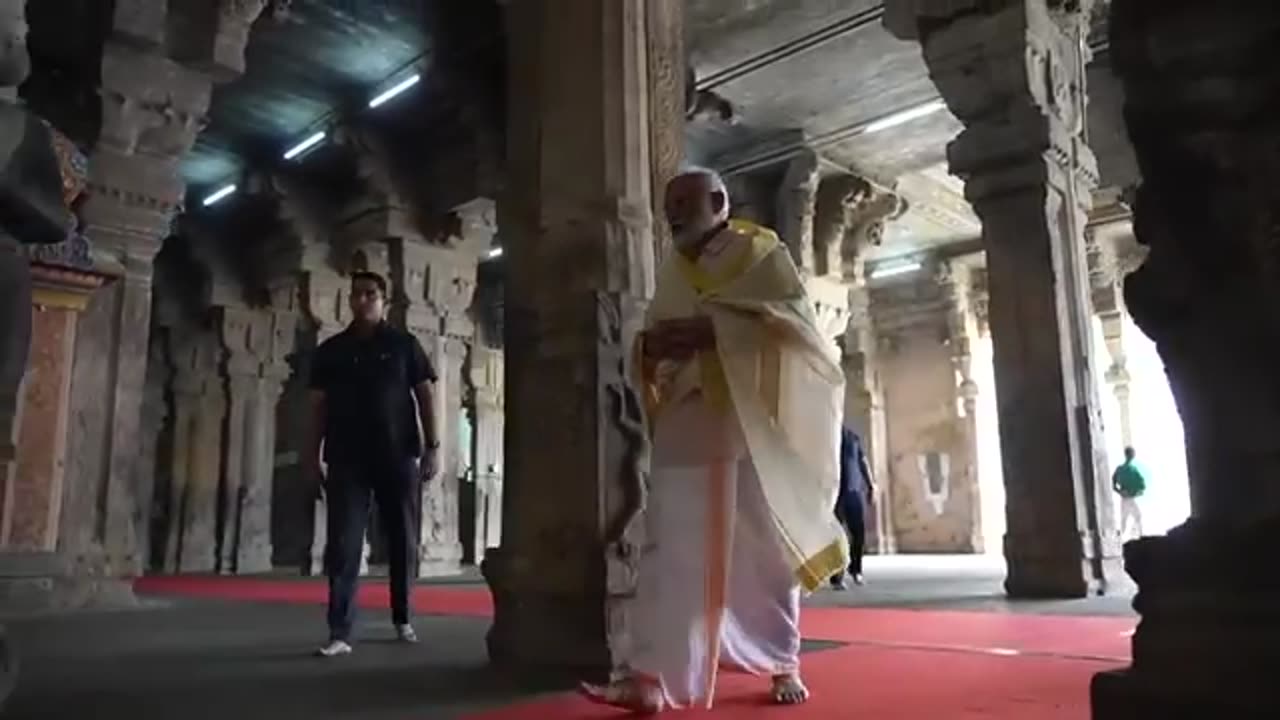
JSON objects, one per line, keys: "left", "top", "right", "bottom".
{"left": 136, "top": 576, "right": 1133, "bottom": 719}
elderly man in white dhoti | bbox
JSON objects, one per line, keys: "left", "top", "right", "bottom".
{"left": 583, "top": 169, "right": 848, "bottom": 713}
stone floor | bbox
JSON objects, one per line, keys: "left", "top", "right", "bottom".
{"left": 0, "top": 555, "right": 1135, "bottom": 719}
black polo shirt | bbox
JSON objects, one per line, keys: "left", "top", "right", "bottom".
{"left": 309, "top": 322, "right": 436, "bottom": 466}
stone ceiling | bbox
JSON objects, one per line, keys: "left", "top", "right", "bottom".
{"left": 685, "top": 0, "right": 1136, "bottom": 264}
{"left": 181, "top": 0, "right": 437, "bottom": 188}
{"left": 35, "top": 0, "right": 1136, "bottom": 263}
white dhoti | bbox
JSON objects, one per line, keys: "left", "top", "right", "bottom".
{"left": 630, "top": 396, "right": 801, "bottom": 710}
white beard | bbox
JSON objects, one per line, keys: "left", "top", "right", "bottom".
{"left": 672, "top": 219, "right": 723, "bottom": 254}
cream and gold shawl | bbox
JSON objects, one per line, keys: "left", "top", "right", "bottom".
{"left": 634, "top": 219, "right": 849, "bottom": 593}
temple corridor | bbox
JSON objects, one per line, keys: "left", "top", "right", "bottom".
{"left": 2, "top": 0, "right": 1277, "bottom": 716}
{"left": 4, "top": 556, "right": 1135, "bottom": 719}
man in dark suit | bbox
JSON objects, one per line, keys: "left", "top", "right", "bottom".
{"left": 832, "top": 425, "right": 876, "bottom": 589}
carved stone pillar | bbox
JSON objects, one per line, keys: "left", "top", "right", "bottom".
{"left": 163, "top": 329, "right": 224, "bottom": 574}
{"left": 827, "top": 174, "right": 902, "bottom": 554}
{"left": 939, "top": 261, "right": 985, "bottom": 553}
{"left": 1088, "top": 209, "right": 1143, "bottom": 450}
{"left": 218, "top": 305, "right": 295, "bottom": 574}
{"left": 0, "top": 0, "right": 81, "bottom": 614}
{"left": 645, "top": 0, "right": 684, "bottom": 266}
{"left": 1091, "top": 3, "right": 1280, "bottom": 716}
{"left": 888, "top": 0, "right": 1118, "bottom": 597}
{"left": 53, "top": 0, "right": 268, "bottom": 604}
{"left": 844, "top": 285, "right": 892, "bottom": 553}
{"left": 385, "top": 200, "right": 490, "bottom": 577}
{"left": 468, "top": 347, "right": 504, "bottom": 562}
{"left": 487, "top": 0, "right": 671, "bottom": 673}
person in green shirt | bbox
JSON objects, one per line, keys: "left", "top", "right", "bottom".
{"left": 1112, "top": 446, "right": 1147, "bottom": 539}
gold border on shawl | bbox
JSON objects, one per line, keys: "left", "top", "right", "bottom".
{"left": 794, "top": 540, "right": 848, "bottom": 593}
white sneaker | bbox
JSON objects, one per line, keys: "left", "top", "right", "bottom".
{"left": 315, "top": 639, "right": 353, "bottom": 657}
{"left": 395, "top": 624, "right": 418, "bottom": 643}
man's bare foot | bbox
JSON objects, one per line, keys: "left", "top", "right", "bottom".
{"left": 580, "top": 679, "right": 664, "bottom": 714}
{"left": 771, "top": 673, "right": 810, "bottom": 705}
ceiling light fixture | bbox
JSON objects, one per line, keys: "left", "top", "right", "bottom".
{"left": 862, "top": 99, "right": 948, "bottom": 135}
{"left": 869, "top": 259, "right": 923, "bottom": 280}
{"left": 202, "top": 184, "right": 238, "bottom": 207}
{"left": 283, "top": 131, "right": 326, "bottom": 160}
{"left": 485, "top": 246, "right": 504, "bottom": 260}
{"left": 369, "top": 74, "right": 421, "bottom": 109}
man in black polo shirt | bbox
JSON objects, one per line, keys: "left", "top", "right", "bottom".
{"left": 305, "top": 271, "right": 439, "bottom": 657}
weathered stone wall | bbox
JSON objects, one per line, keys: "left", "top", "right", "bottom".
{"left": 881, "top": 329, "right": 979, "bottom": 552}
{"left": 874, "top": 269, "right": 983, "bottom": 553}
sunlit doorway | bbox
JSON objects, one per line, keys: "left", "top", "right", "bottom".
{"left": 972, "top": 314, "right": 1191, "bottom": 556}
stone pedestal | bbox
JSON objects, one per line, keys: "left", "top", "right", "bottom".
{"left": 889, "top": 0, "right": 1119, "bottom": 597}
{"left": 485, "top": 0, "right": 673, "bottom": 675}
{"left": 1091, "top": 2, "right": 1280, "bottom": 716}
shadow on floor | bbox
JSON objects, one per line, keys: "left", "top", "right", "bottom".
{"left": 3, "top": 599, "right": 566, "bottom": 720}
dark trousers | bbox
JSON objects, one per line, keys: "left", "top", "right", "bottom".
{"left": 325, "top": 459, "right": 420, "bottom": 641}
{"left": 833, "top": 495, "right": 866, "bottom": 580}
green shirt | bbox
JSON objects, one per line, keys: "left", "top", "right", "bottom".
{"left": 1112, "top": 461, "right": 1146, "bottom": 498}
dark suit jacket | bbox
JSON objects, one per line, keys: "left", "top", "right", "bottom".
{"left": 836, "top": 426, "right": 871, "bottom": 517}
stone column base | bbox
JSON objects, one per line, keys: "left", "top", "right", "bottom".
{"left": 1092, "top": 669, "right": 1275, "bottom": 719}
{"left": 1091, "top": 522, "right": 1280, "bottom": 718}
{"left": 1003, "top": 532, "right": 1120, "bottom": 599}
{"left": 0, "top": 552, "right": 139, "bottom": 614}
{"left": 482, "top": 547, "right": 613, "bottom": 681}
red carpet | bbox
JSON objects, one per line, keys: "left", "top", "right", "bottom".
{"left": 134, "top": 575, "right": 494, "bottom": 617}
{"left": 135, "top": 576, "right": 1134, "bottom": 718}
{"left": 470, "top": 644, "right": 1111, "bottom": 719}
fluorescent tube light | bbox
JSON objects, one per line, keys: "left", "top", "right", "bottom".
{"left": 369, "top": 74, "right": 421, "bottom": 108}
{"left": 869, "top": 260, "right": 923, "bottom": 280}
{"left": 283, "top": 131, "right": 326, "bottom": 160}
{"left": 863, "top": 99, "right": 948, "bottom": 135}
{"left": 202, "top": 184, "right": 237, "bottom": 207}
{"left": 485, "top": 247, "right": 504, "bottom": 260}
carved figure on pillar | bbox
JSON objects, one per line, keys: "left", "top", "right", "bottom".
{"left": 813, "top": 174, "right": 871, "bottom": 278}
{"left": 775, "top": 150, "right": 821, "bottom": 272}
